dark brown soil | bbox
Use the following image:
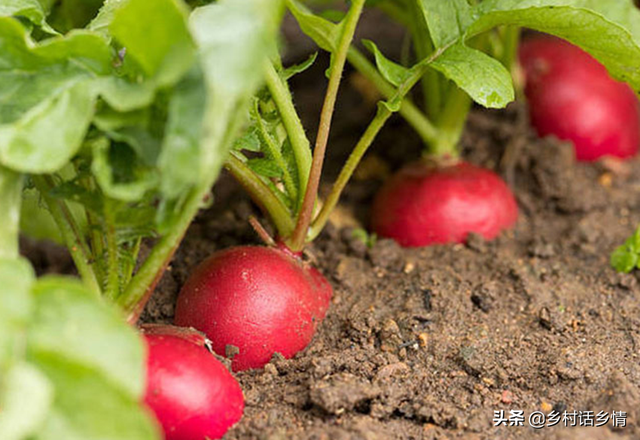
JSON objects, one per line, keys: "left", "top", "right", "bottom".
{"left": 23, "top": 10, "right": 640, "bottom": 440}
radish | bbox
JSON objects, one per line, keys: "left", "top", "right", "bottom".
{"left": 142, "top": 326, "right": 244, "bottom": 440}
{"left": 371, "top": 161, "right": 518, "bottom": 247}
{"left": 519, "top": 35, "right": 640, "bottom": 161}
{"left": 174, "top": 245, "right": 332, "bottom": 371}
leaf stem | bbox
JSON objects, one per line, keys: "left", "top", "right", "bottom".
{"left": 0, "top": 166, "right": 23, "bottom": 260}
{"left": 429, "top": 85, "right": 472, "bottom": 158}
{"left": 264, "top": 61, "right": 312, "bottom": 204}
{"left": 84, "top": 210, "right": 105, "bottom": 286}
{"left": 32, "top": 175, "right": 101, "bottom": 297}
{"left": 103, "top": 206, "right": 120, "bottom": 301}
{"left": 408, "top": 0, "right": 440, "bottom": 120}
{"left": 500, "top": 26, "right": 521, "bottom": 71}
{"left": 310, "top": 62, "right": 431, "bottom": 238}
{"left": 347, "top": 47, "right": 439, "bottom": 145}
{"left": 225, "top": 153, "right": 295, "bottom": 238}
{"left": 249, "top": 215, "right": 276, "bottom": 247}
{"left": 309, "top": 104, "right": 390, "bottom": 239}
{"left": 289, "top": 0, "right": 365, "bottom": 251}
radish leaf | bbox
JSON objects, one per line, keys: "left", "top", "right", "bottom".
{"left": 363, "top": 40, "right": 410, "bottom": 87}
{"left": 110, "top": 0, "right": 195, "bottom": 87}
{"left": 286, "top": 0, "right": 342, "bottom": 52}
{"left": 429, "top": 42, "right": 514, "bottom": 108}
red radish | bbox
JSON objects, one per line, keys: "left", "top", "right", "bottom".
{"left": 519, "top": 35, "right": 640, "bottom": 161}
{"left": 143, "top": 326, "right": 244, "bottom": 440}
{"left": 174, "top": 246, "right": 332, "bottom": 371}
{"left": 371, "top": 161, "right": 518, "bottom": 247}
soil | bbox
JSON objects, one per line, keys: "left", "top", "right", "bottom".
{"left": 23, "top": 10, "right": 640, "bottom": 440}
{"left": 137, "top": 104, "right": 640, "bottom": 439}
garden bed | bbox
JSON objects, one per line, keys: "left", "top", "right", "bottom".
{"left": 139, "top": 74, "right": 640, "bottom": 440}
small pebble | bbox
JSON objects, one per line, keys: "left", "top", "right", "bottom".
{"left": 501, "top": 390, "right": 514, "bottom": 404}
{"left": 264, "top": 363, "right": 278, "bottom": 376}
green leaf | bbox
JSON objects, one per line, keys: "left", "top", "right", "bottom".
{"left": 105, "top": 126, "right": 161, "bottom": 167}
{"left": 88, "top": 0, "right": 127, "bottom": 36}
{"left": 32, "top": 357, "right": 159, "bottom": 440}
{"left": 157, "top": 66, "right": 206, "bottom": 199}
{"left": 0, "top": 22, "right": 110, "bottom": 123}
{"left": 611, "top": 245, "right": 637, "bottom": 273}
{"left": 285, "top": 0, "right": 343, "bottom": 52}
{"left": 189, "top": 0, "right": 284, "bottom": 177}
{"left": 0, "top": 362, "right": 53, "bottom": 440}
{"left": 416, "top": 0, "right": 473, "bottom": 49}
{"left": 94, "top": 106, "right": 149, "bottom": 132}
{"left": 232, "top": 125, "right": 261, "bottom": 152}
{"left": 47, "top": 0, "right": 104, "bottom": 33}
{"left": 20, "top": 187, "right": 64, "bottom": 244}
{"left": 0, "top": 0, "right": 57, "bottom": 33}
{"left": 110, "top": 0, "right": 195, "bottom": 87}
{"left": 623, "top": 226, "right": 640, "bottom": 251}
{"left": 0, "top": 168, "right": 23, "bottom": 259}
{"left": 468, "top": 0, "right": 640, "bottom": 88}
{"left": 283, "top": 52, "right": 318, "bottom": 80}
{"left": 0, "top": 81, "right": 97, "bottom": 173}
{"left": 95, "top": 77, "right": 157, "bottom": 113}
{"left": 48, "top": 181, "right": 103, "bottom": 216}
{"left": 92, "top": 138, "right": 158, "bottom": 202}
{"left": 0, "top": 258, "right": 34, "bottom": 366}
{"left": 28, "top": 276, "right": 147, "bottom": 398}
{"left": 114, "top": 205, "right": 157, "bottom": 242}
{"left": 0, "top": 256, "right": 157, "bottom": 440}
{"left": 429, "top": 43, "right": 514, "bottom": 108}
{"left": 363, "top": 39, "right": 410, "bottom": 87}
{"left": 247, "top": 157, "right": 283, "bottom": 178}
{"left": 23, "top": 276, "right": 158, "bottom": 440}
{"left": 20, "top": 164, "right": 90, "bottom": 244}
{"left": 0, "top": 19, "right": 112, "bottom": 173}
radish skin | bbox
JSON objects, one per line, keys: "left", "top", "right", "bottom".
{"left": 143, "top": 330, "right": 244, "bottom": 440}
{"left": 174, "top": 246, "right": 332, "bottom": 371}
{"left": 371, "top": 161, "right": 518, "bottom": 247}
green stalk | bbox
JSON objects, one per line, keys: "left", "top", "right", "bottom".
{"left": 32, "top": 175, "right": 101, "bottom": 297}
{"left": 224, "top": 153, "right": 295, "bottom": 237}
{"left": 0, "top": 166, "right": 23, "bottom": 260}
{"left": 408, "top": 0, "right": 440, "bottom": 120}
{"left": 73, "top": 162, "right": 106, "bottom": 285}
{"left": 347, "top": 47, "right": 438, "bottom": 145}
{"left": 122, "top": 238, "right": 141, "bottom": 288}
{"left": 264, "top": 61, "right": 312, "bottom": 203}
{"left": 289, "top": 0, "right": 366, "bottom": 251}
{"left": 500, "top": 26, "right": 520, "bottom": 71}
{"left": 375, "top": 0, "right": 408, "bottom": 25}
{"left": 501, "top": 26, "right": 523, "bottom": 100}
{"left": 103, "top": 207, "right": 120, "bottom": 301}
{"left": 430, "top": 86, "right": 471, "bottom": 157}
{"left": 310, "top": 62, "right": 431, "bottom": 239}
{"left": 309, "top": 104, "right": 390, "bottom": 240}
{"left": 84, "top": 211, "right": 105, "bottom": 285}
